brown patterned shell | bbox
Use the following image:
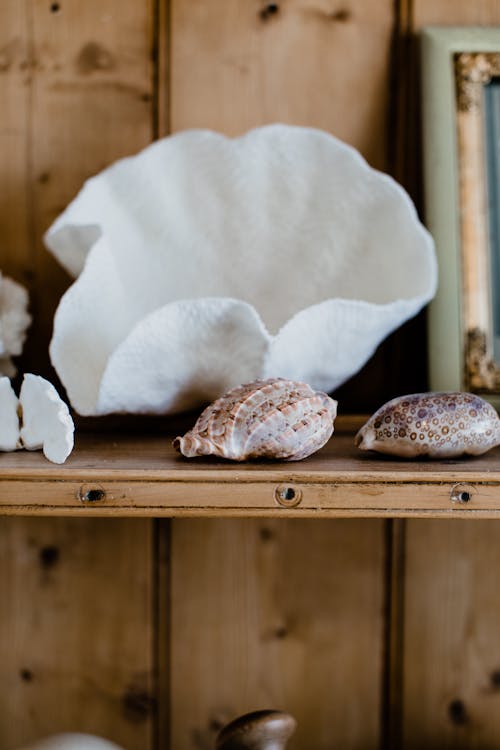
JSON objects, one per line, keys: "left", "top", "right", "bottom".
{"left": 173, "top": 378, "right": 337, "bottom": 461}
{"left": 355, "top": 392, "right": 500, "bottom": 458}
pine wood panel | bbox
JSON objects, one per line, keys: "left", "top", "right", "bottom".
{"left": 0, "top": 517, "right": 154, "bottom": 750}
{"left": 7, "top": 0, "right": 154, "bottom": 376}
{"left": 0, "top": 2, "right": 158, "bottom": 748}
{"left": 167, "top": 2, "right": 395, "bottom": 742}
{"left": 0, "top": 2, "right": 31, "bottom": 291}
{"left": 402, "top": 520, "right": 500, "bottom": 749}
{"left": 170, "top": 519, "right": 385, "bottom": 750}
{"left": 401, "top": 5, "right": 500, "bottom": 749}
{"left": 414, "top": 0, "right": 500, "bottom": 27}
{"left": 170, "top": 0, "right": 394, "bottom": 170}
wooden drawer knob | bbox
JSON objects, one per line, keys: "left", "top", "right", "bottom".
{"left": 216, "top": 710, "right": 296, "bottom": 750}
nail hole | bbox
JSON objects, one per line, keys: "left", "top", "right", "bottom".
{"left": 260, "top": 3, "right": 280, "bottom": 20}
{"left": 50, "top": 2, "right": 60, "bottom": 12}
{"left": 448, "top": 699, "right": 467, "bottom": 725}
{"left": 39, "top": 545, "right": 59, "bottom": 569}
{"left": 20, "top": 668, "right": 33, "bottom": 682}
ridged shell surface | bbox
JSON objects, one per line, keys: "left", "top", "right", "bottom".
{"left": 174, "top": 378, "right": 337, "bottom": 461}
{"left": 355, "top": 392, "right": 500, "bottom": 458}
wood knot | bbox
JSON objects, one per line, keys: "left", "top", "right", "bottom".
{"left": 448, "top": 699, "right": 468, "bottom": 725}
{"left": 39, "top": 545, "right": 60, "bottom": 569}
{"left": 260, "top": 526, "right": 274, "bottom": 542}
{"left": 330, "top": 7, "right": 351, "bottom": 21}
{"left": 76, "top": 42, "right": 115, "bottom": 74}
{"left": 491, "top": 669, "right": 500, "bottom": 689}
{"left": 122, "top": 686, "right": 155, "bottom": 723}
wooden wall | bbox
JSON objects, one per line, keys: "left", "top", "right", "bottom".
{"left": 2, "top": 2, "right": 500, "bottom": 750}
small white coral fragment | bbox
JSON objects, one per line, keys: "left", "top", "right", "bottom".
{"left": 174, "top": 377, "right": 338, "bottom": 461}
{"left": 355, "top": 392, "right": 500, "bottom": 458}
{"left": 0, "top": 272, "right": 31, "bottom": 376}
{"left": 17, "top": 734, "right": 125, "bottom": 750}
{"left": 0, "top": 376, "right": 20, "bottom": 451}
{"left": 19, "top": 373, "right": 74, "bottom": 464}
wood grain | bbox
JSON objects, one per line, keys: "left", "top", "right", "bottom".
{"left": 1, "top": 433, "right": 499, "bottom": 517}
{"left": 170, "top": 519, "right": 385, "bottom": 750}
{"left": 0, "top": 517, "right": 154, "bottom": 749}
{"left": 170, "top": 0, "right": 393, "bottom": 170}
{"left": 403, "top": 6, "right": 500, "bottom": 749}
{"left": 414, "top": 0, "right": 500, "bottom": 27}
{"left": 0, "top": 3, "right": 157, "bottom": 747}
{"left": 0, "top": 3, "right": 32, "bottom": 298}
{"left": 402, "top": 520, "right": 500, "bottom": 748}
{"left": 8, "top": 0, "right": 154, "bottom": 376}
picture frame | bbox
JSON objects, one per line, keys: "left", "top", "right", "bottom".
{"left": 422, "top": 27, "right": 500, "bottom": 409}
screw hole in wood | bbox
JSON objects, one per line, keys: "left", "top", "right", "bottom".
{"left": 274, "top": 485, "right": 302, "bottom": 508}
{"left": 50, "top": 2, "right": 61, "bottom": 12}
{"left": 450, "top": 483, "right": 474, "bottom": 504}
{"left": 79, "top": 484, "right": 106, "bottom": 503}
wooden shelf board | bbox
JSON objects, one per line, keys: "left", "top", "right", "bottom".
{"left": 2, "top": 429, "right": 500, "bottom": 517}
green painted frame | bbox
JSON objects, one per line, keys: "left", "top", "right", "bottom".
{"left": 422, "top": 27, "right": 500, "bottom": 410}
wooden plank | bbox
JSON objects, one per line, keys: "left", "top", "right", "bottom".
{"left": 0, "top": 517, "right": 154, "bottom": 749}
{"left": 170, "top": 0, "right": 394, "bottom": 170}
{"left": 168, "top": 0, "right": 428, "bottom": 413}
{"left": 414, "top": 0, "right": 500, "bottom": 26}
{"left": 23, "top": 0, "right": 154, "bottom": 375}
{"left": 3, "top": 480, "right": 500, "bottom": 517}
{"left": 402, "top": 7, "right": 500, "bottom": 749}
{"left": 0, "top": 2, "right": 158, "bottom": 747}
{"left": 2, "top": 431, "right": 500, "bottom": 482}
{"left": 170, "top": 519, "right": 385, "bottom": 750}
{"left": 402, "top": 520, "right": 500, "bottom": 748}
{"left": 0, "top": 3, "right": 32, "bottom": 294}
{"left": 0, "top": 434, "right": 500, "bottom": 517}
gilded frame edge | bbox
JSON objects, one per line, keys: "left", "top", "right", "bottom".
{"left": 422, "top": 27, "right": 500, "bottom": 410}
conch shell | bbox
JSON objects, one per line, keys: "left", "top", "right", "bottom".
{"left": 174, "top": 378, "right": 337, "bottom": 461}
{"left": 355, "top": 392, "right": 500, "bottom": 458}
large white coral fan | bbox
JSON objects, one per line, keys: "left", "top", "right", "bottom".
{"left": 0, "top": 272, "right": 31, "bottom": 376}
{"left": 45, "top": 125, "right": 437, "bottom": 416}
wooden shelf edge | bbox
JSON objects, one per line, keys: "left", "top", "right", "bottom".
{"left": 1, "top": 431, "right": 499, "bottom": 517}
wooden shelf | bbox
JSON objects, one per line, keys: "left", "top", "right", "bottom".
{"left": 2, "top": 424, "right": 500, "bottom": 517}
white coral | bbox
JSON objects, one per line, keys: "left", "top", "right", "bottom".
{"left": 19, "top": 374, "right": 74, "bottom": 464}
{"left": 0, "top": 374, "right": 74, "bottom": 464}
{"left": 0, "top": 272, "right": 31, "bottom": 376}
{"left": 45, "top": 125, "right": 437, "bottom": 416}
{"left": 0, "top": 376, "right": 21, "bottom": 451}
